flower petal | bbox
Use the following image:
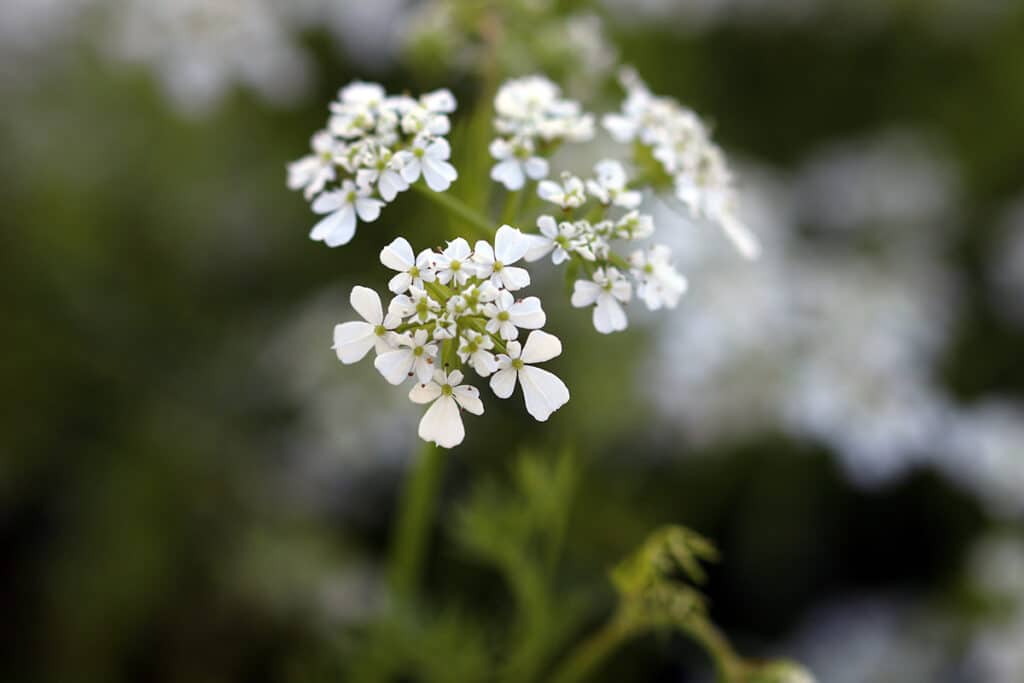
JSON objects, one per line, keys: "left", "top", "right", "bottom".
{"left": 491, "top": 159, "right": 525, "bottom": 190}
{"left": 453, "top": 385, "right": 484, "bottom": 415}
{"left": 571, "top": 280, "right": 601, "bottom": 307}
{"left": 409, "top": 381, "right": 442, "bottom": 404}
{"left": 520, "top": 330, "right": 562, "bottom": 364}
{"left": 350, "top": 285, "right": 383, "bottom": 324}
{"left": 380, "top": 237, "right": 415, "bottom": 271}
{"left": 509, "top": 296, "right": 546, "bottom": 329}
{"left": 374, "top": 348, "right": 415, "bottom": 385}
{"left": 418, "top": 395, "right": 465, "bottom": 448}
{"left": 494, "top": 224, "right": 529, "bottom": 264}
{"left": 333, "top": 321, "right": 376, "bottom": 364}
{"left": 519, "top": 366, "right": 570, "bottom": 421}
{"left": 593, "top": 296, "right": 628, "bottom": 334}
{"left": 489, "top": 368, "right": 518, "bottom": 399}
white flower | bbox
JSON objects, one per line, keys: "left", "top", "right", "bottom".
{"left": 490, "top": 330, "right": 570, "bottom": 421}
{"left": 457, "top": 332, "right": 498, "bottom": 377}
{"left": 389, "top": 286, "right": 438, "bottom": 323}
{"left": 629, "top": 245, "right": 688, "bottom": 310}
{"left": 380, "top": 237, "right": 436, "bottom": 294}
{"left": 473, "top": 225, "right": 532, "bottom": 291}
{"left": 483, "top": 291, "right": 546, "bottom": 340}
{"left": 614, "top": 210, "right": 655, "bottom": 240}
{"left": 356, "top": 149, "right": 408, "bottom": 202}
{"left": 287, "top": 130, "right": 340, "bottom": 200}
{"left": 432, "top": 314, "right": 458, "bottom": 340}
{"left": 421, "top": 88, "right": 457, "bottom": 114}
{"left": 374, "top": 329, "right": 438, "bottom": 385}
{"left": 338, "top": 81, "right": 386, "bottom": 108}
{"left": 586, "top": 159, "right": 642, "bottom": 209}
{"left": 524, "top": 215, "right": 580, "bottom": 265}
{"left": 433, "top": 237, "right": 476, "bottom": 286}
{"left": 538, "top": 173, "right": 587, "bottom": 210}
{"left": 571, "top": 267, "right": 632, "bottom": 334}
{"left": 409, "top": 369, "right": 484, "bottom": 448}
{"left": 398, "top": 137, "right": 458, "bottom": 192}
{"left": 333, "top": 286, "right": 399, "bottom": 364}
{"left": 310, "top": 180, "right": 384, "bottom": 247}
{"left": 489, "top": 137, "right": 549, "bottom": 191}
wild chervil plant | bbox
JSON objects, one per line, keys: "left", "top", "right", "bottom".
{"left": 288, "top": 71, "right": 757, "bottom": 449}
{"left": 287, "top": 65, "right": 815, "bottom": 683}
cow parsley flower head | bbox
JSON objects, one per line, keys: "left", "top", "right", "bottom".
{"left": 489, "top": 75, "right": 595, "bottom": 190}
{"left": 288, "top": 81, "right": 459, "bottom": 247}
{"left": 332, "top": 227, "right": 570, "bottom": 448}
{"left": 604, "top": 68, "right": 759, "bottom": 259}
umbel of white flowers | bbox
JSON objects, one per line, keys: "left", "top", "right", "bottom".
{"left": 287, "top": 82, "right": 458, "bottom": 247}
{"left": 333, "top": 226, "right": 570, "bottom": 449}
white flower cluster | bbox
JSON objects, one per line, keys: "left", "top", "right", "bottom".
{"left": 604, "top": 69, "right": 760, "bottom": 260}
{"left": 333, "top": 227, "right": 570, "bottom": 448}
{"left": 489, "top": 75, "right": 595, "bottom": 190}
{"left": 522, "top": 161, "right": 687, "bottom": 334}
{"left": 288, "top": 81, "right": 458, "bottom": 248}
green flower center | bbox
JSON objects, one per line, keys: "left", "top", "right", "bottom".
{"left": 512, "top": 359, "right": 525, "bottom": 370}
{"left": 413, "top": 346, "right": 424, "bottom": 357}
{"left": 374, "top": 324, "right": 387, "bottom": 336}
{"left": 441, "top": 384, "right": 453, "bottom": 396}
{"left": 450, "top": 260, "right": 462, "bottom": 271}
{"left": 497, "top": 311, "right": 510, "bottom": 322}
{"left": 409, "top": 266, "right": 420, "bottom": 278}
{"left": 493, "top": 261, "right": 504, "bottom": 272}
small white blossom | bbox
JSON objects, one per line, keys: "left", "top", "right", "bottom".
{"left": 287, "top": 131, "right": 341, "bottom": 200}
{"left": 483, "top": 291, "right": 546, "bottom": 340}
{"left": 310, "top": 180, "right": 384, "bottom": 247}
{"left": 490, "top": 331, "right": 570, "bottom": 421}
{"left": 524, "top": 215, "right": 583, "bottom": 264}
{"left": 409, "top": 369, "right": 484, "bottom": 448}
{"left": 433, "top": 238, "right": 477, "bottom": 286}
{"left": 586, "top": 159, "right": 642, "bottom": 209}
{"left": 458, "top": 332, "right": 498, "bottom": 377}
{"left": 356, "top": 149, "right": 408, "bottom": 202}
{"left": 571, "top": 267, "right": 632, "bottom": 334}
{"left": 389, "top": 286, "right": 439, "bottom": 323}
{"left": 473, "top": 225, "right": 532, "bottom": 291}
{"left": 374, "top": 329, "right": 439, "bottom": 385}
{"left": 538, "top": 173, "right": 587, "bottom": 210}
{"left": 398, "top": 137, "right": 458, "bottom": 192}
{"left": 614, "top": 210, "right": 655, "bottom": 240}
{"left": 333, "top": 286, "right": 399, "bottom": 364}
{"left": 629, "top": 245, "right": 688, "bottom": 310}
{"left": 380, "top": 237, "right": 437, "bottom": 294}
{"left": 489, "top": 136, "right": 549, "bottom": 191}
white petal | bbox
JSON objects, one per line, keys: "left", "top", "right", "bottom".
{"left": 311, "top": 190, "right": 344, "bottom": 214}
{"left": 453, "top": 385, "right": 484, "bottom": 415}
{"left": 350, "top": 285, "right": 383, "bottom": 324}
{"left": 388, "top": 272, "right": 413, "bottom": 294}
{"left": 401, "top": 160, "right": 421, "bottom": 183}
{"left": 310, "top": 208, "right": 356, "bottom": 247}
{"left": 413, "top": 356, "right": 436, "bottom": 384}
{"left": 593, "top": 296, "right": 628, "bottom": 334}
{"left": 519, "top": 366, "right": 570, "bottom": 421}
{"left": 374, "top": 348, "right": 415, "bottom": 385}
{"left": 426, "top": 138, "right": 451, "bottom": 160}
{"left": 489, "top": 368, "right": 518, "bottom": 399}
{"left": 494, "top": 224, "right": 529, "bottom": 264}
{"left": 523, "top": 234, "right": 554, "bottom": 262}
{"left": 571, "top": 280, "right": 601, "bottom": 307}
{"left": 378, "top": 171, "right": 407, "bottom": 202}
{"left": 422, "top": 158, "right": 456, "bottom": 192}
{"left": 333, "top": 321, "right": 376, "bottom": 363}
{"left": 602, "top": 114, "right": 636, "bottom": 142}
{"left": 509, "top": 297, "right": 545, "bottom": 329}
{"left": 409, "top": 381, "right": 442, "bottom": 404}
{"left": 524, "top": 156, "right": 549, "bottom": 180}
{"left": 380, "top": 237, "right": 415, "bottom": 271}
{"left": 418, "top": 395, "right": 465, "bottom": 448}
{"left": 499, "top": 266, "right": 531, "bottom": 291}
{"left": 520, "top": 330, "right": 562, "bottom": 364}
{"left": 355, "top": 197, "right": 384, "bottom": 222}
{"left": 491, "top": 159, "right": 525, "bottom": 190}
{"left": 537, "top": 180, "right": 562, "bottom": 203}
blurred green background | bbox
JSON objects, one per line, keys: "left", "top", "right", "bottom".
{"left": 3, "top": 1, "right": 1024, "bottom": 681}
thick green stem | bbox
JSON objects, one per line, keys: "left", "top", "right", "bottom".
{"left": 547, "top": 614, "right": 633, "bottom": 683}
{"left": 413, "top": 183, "right": 494, "bottom": 239}
{"left": 388, "top": 442, "right": 449, "bottom": 601}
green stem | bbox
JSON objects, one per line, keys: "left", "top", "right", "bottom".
{"left": 413, "top": 183, "right": 494, "bottom": 239}
{"left": 387, "top": 442, "right": 449, "bottom": 601}
{"left": 547, "top": 614, "right": 634, "bottom": 683}
{"left": 500, "top": 189, "right": 523, "bottom": 226}
{"left": 682, "top": 619, "right": 750, "bottom": 682}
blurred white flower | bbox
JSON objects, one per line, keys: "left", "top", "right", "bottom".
{"left": 629, "top": 245, "right": 688, "bottom": 310}
{"left": 572, "top": 267, "right": 632, "bottom": 334}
